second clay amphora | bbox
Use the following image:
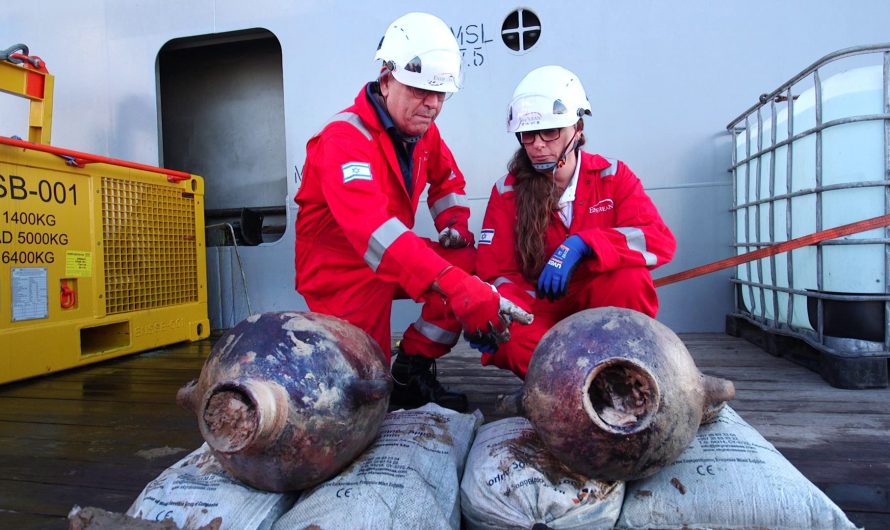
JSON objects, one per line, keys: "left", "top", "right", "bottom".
{"left": 522, "top": 306, "right": 735, "bottom": 482}
{"left": 177, "top": 311, "right": 392, "bottom": 492}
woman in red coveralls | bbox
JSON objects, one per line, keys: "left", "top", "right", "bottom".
{"left": 472, "top": 65, "right": 677, "bottom": 379}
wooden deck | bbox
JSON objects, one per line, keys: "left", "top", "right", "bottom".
{"left": 0, "top": 333, "right": 887, "bottom": 529}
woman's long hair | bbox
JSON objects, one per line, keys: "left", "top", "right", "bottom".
{"left": 510, "top": 124, "right": 585, "bottom": 282}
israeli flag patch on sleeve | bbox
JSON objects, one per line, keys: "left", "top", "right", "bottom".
{"left": 342, "top": 162, "right": 372, "bottom": 184}
{"left": 479, "top": 228, "right": 495, "bottom": 245}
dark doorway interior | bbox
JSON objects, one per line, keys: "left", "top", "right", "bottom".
{"left": 158, "top": 29, "right": 286, "bottom": 245}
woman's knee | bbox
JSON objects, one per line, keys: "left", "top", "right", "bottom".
{"left": 578, "top": 267, "right": 658, "bottom": 317}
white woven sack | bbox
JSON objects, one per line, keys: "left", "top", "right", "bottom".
{"left": 273, "top": 403, "right": 482, "bottom": 530}
{"left": 617, "top": 405, "right": 860, "bottom": 530}
{"left": 460, "top": 417, "right": 624, "bottom": 530}
{"left": 127, "top": 444, "right": 296, "bottom": 530}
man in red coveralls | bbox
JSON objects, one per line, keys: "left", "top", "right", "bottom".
{"left": 294, "top": 12, "right": 530, "bottom": 412}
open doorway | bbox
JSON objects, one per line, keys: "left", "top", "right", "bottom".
{"left": 158, "top": 28, "right": 286, "bottom": 246}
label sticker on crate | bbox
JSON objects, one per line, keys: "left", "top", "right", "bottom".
{"left": 65, "top": 251, "right": 92, "bottom": 277}
{"left": 11, "top": 267, "right": 48, "bottom": 321}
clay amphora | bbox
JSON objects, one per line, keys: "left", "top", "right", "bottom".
{"left": 177, "top": 311, "right": 392, "bottom": 492}
{"left": 522, "top": 306, "right": 735, "bottom": 482}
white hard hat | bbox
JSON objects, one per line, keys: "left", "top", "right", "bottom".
{"left": 374, "top": 12, "right": 463, "bottom": 93}
{"left": 507, "top": 65, "right": 591, "bottom": 132}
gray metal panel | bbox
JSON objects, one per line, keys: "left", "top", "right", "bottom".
{"left": 6, "top": 1, "right": 890, "bottom": 332}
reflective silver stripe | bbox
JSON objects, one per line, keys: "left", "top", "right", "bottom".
{"left": 494, "top": 276, "right": 536, "bottom": 299}
{"left": 328, "top": 112, "right": 371, "bottom": 141}
{"left": 495, "top": 174, "right": 513, "bottom": 194}
{"left": 430, "top": 192, "right": 468, "bottom": 219}
{"left": 364, "top": 218, "right": 409, "bottom": 271}
{"left": 601, "top": 157, "right": 619, "bottom": 177}
{"left": 412, "top": 317, "right": 459, "bottom": 345}
{"left": 614, "top": 227, "right": 657, "bottom": 266}
{"left": 493, "top": 276, "right": 512, "bottom": 288}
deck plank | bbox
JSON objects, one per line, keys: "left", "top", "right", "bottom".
{"left": 0, "top": 332, "right": 886, "bottom": 529}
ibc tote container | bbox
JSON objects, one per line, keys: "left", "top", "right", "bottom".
{"left": 727, "top": 44, "right": 890, "bottom": 388}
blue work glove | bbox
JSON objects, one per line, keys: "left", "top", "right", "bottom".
{"left": 463, "top": 312, "right": 506, "bottom": 355}
{"left": 467, "top": 333, "right": 499, "bottom": 354}
{"left": 537, "top": 235, "right": 591, "bottom": 301}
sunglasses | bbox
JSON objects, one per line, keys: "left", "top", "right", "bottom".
{"left": 406, "top": 85, "right": 452, "bottom": 102}
{"left": 518, "top": 128, "right": 562, "bottom": 144}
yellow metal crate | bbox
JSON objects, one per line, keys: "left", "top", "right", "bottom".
{"left": 0, "top": 144, "right": 210, "bottom": 384}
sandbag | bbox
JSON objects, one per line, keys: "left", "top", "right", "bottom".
{"left": 273, "top": 403, "right": 481, "bottom": 530}
{"left": 69, "top": 505, "right": 209, "bottom": 530}
{"left": 460, "top": 417, "right": 624, "bottom": 530}
{"left": 127, "top": 444, "right": 296, "bottom": 530}
{"left": 616, "top": 405, "right": 860, "bottom": 530}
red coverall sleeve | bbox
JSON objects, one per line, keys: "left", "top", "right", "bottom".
{"left": 425, "top": 130, "right": 472, "bottom": 238}
{"left": 576, "top": 162, "right": 677, "bottom": 272}
{"left": 475, "top": 180, "right": 535, "bottom": 311}
{"left": 314, "top": 127, "right": 450, "bottom": 300}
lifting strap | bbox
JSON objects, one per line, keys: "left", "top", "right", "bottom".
{"left": 654, "top": 213, "right": 890, "bottom": 287}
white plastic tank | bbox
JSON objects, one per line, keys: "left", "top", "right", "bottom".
{"left": 734, "top": 64, "right": 886, "bottom": 334}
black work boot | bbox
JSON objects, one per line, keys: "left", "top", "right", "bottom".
{"left": 390, "top": 348, "right": 469, "bottom": 413}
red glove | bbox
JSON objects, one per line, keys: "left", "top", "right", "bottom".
{"left": 435, "top": 267, "right": 503, "bottom": 335}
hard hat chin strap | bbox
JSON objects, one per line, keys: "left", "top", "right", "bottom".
{"left": 560, "top": 129, "right": 581, "bottom": 167}
{"left": 534, "top": 129, "right": 580, "bottom": 175}
{"left": 532, "top": 161, "right": 558, "bottom": 172}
